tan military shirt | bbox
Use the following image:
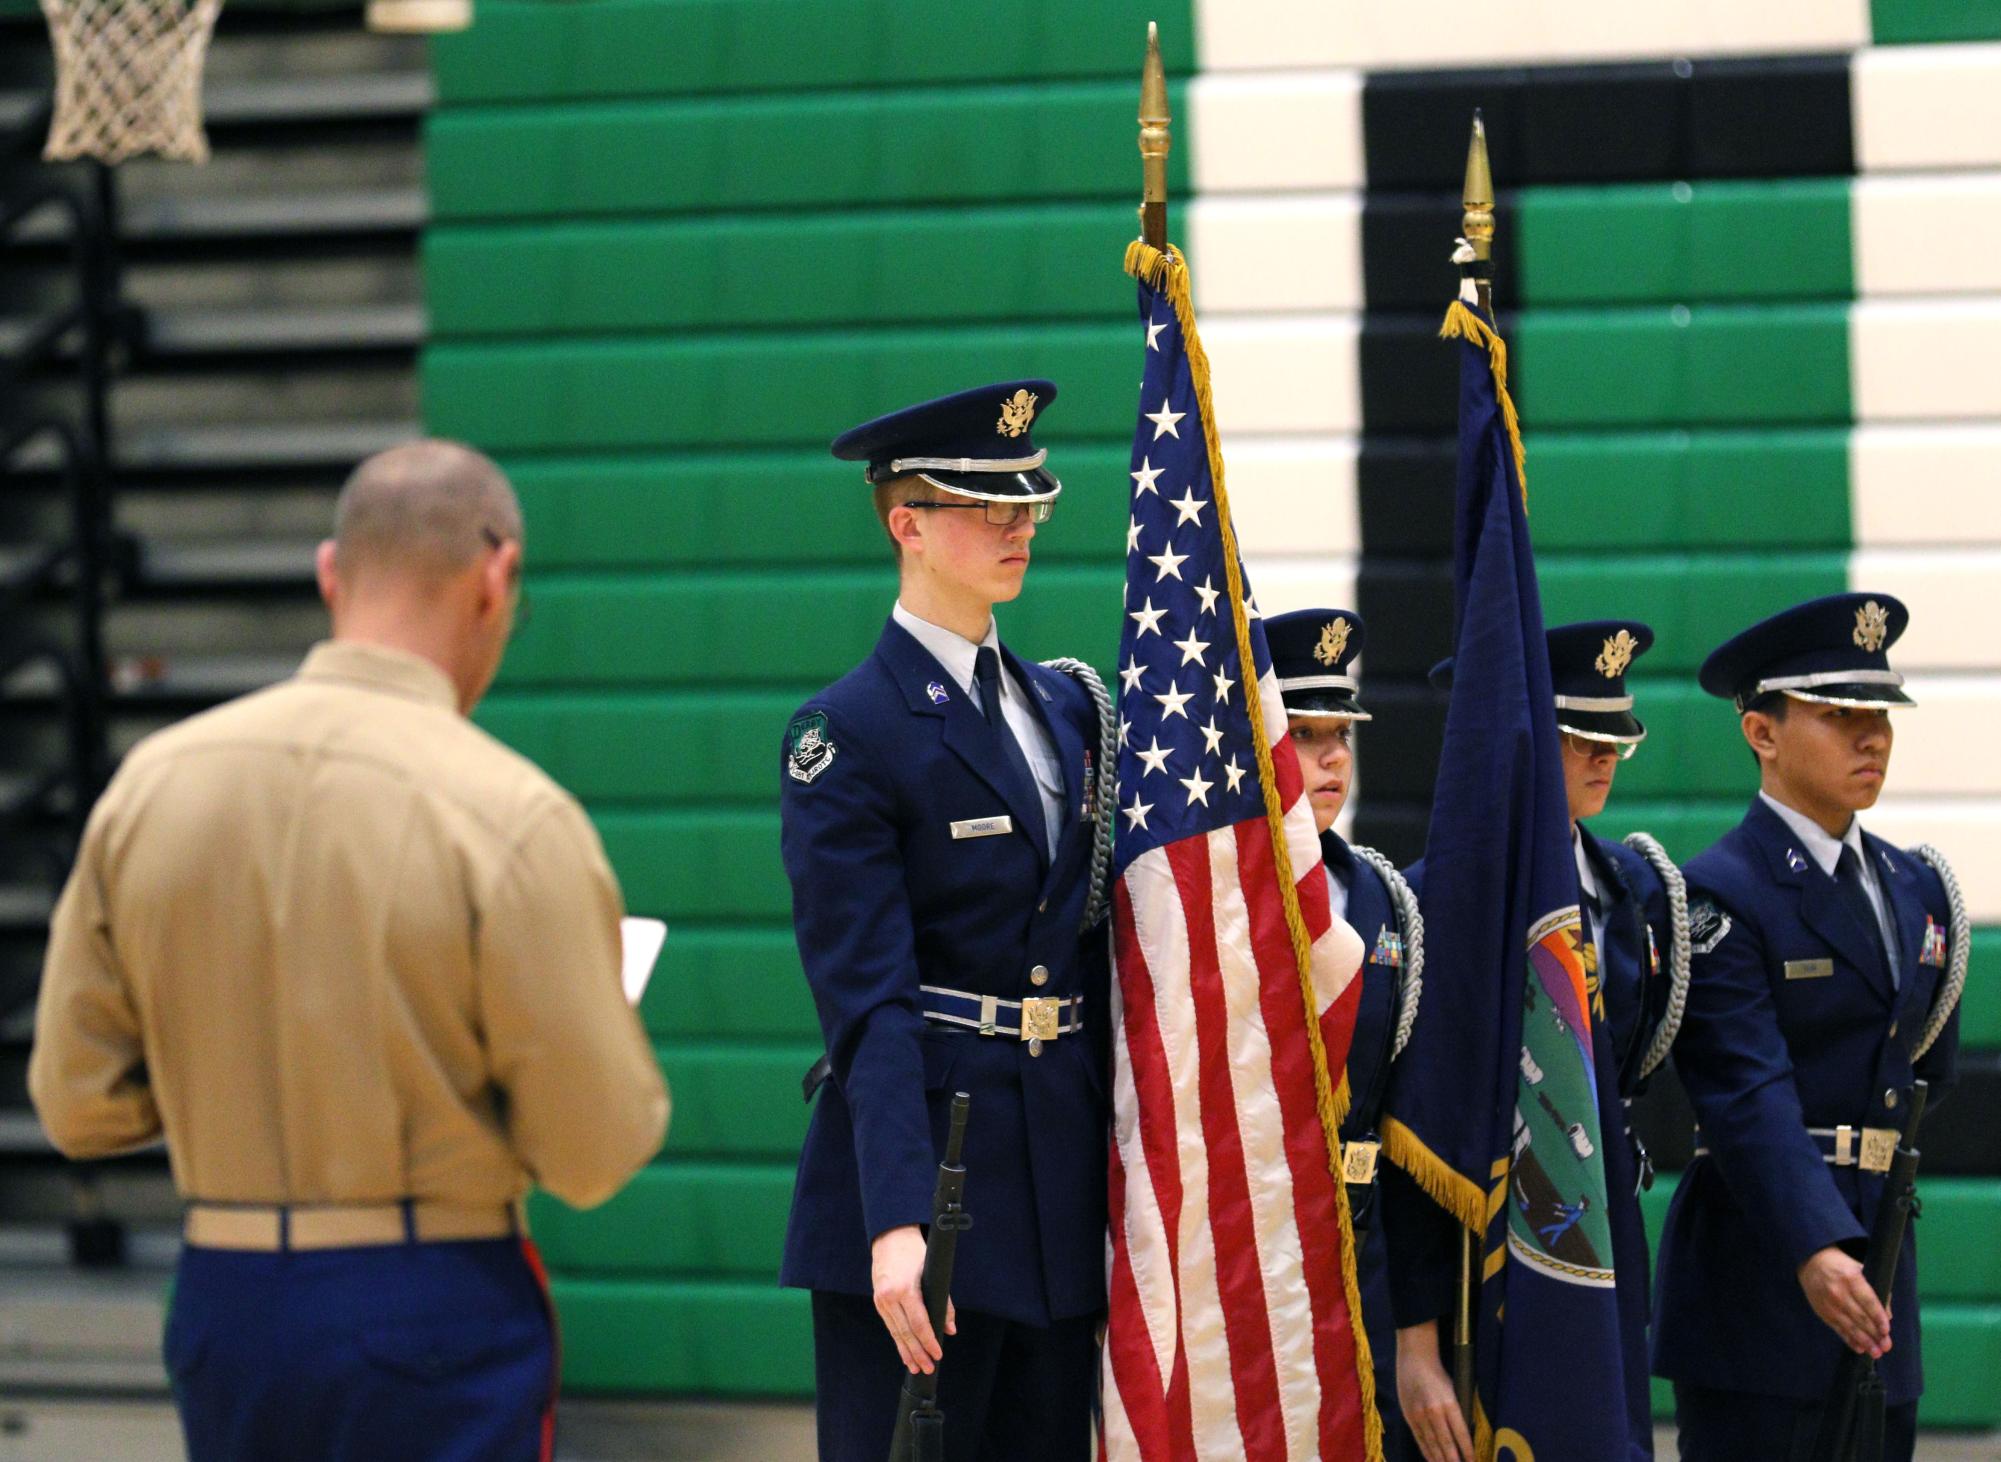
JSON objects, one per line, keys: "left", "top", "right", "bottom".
{"left": 29, "top": 640, "right": 668, "bottom": 1211}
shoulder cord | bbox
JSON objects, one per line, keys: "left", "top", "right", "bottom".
{"left": 1623, "top": 831, "right": 1690, "bottom": 1082}
{"left": 1349, "top": 843, "right": 1425, "bottom": 1061}
{"left": 1911, "top": 845, "right": 1969, "bottom": 1062}
{"left": 1041, "top": 657, "right": 1117, "bottom": 929}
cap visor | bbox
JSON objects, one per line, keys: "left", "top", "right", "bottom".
{"left": 1783, "top": 685, "right": 1917, "bottom": 710}
{"left": 1280, "top": 690, "right": 1372, "bottom": 722}
{"left": 1557, "top": 710, "right": 1646, "bottom": 743}
{"left": 914, "top": 466, "right": 1061, "bottom": 501}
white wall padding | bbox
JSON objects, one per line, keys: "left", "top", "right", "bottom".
{"left": 1194, "top": 0, "right": 1866, "bottom": 73}
{"left": 1199, "top": 313, "right": 1363, "bottom": 437}
{"left": 1187, "top": 195, "right": 1366, "bottom": 315}
{"left": 1883, "top": 679, "right": 2001, "bottom": 797}
{"left": 1240, "top": 555, "right": 1359, "bottom": 621}
{"left": 1867, "top": 799, "right": 2001, "bottom": 924}
{"left": 1853, "top": 175, "right": 2001, "bottom": 297}
{"left": 1850, "top": 548, "right": 2001, "bottom": 670}
{"left": 1854, "top": 44, "right": 2001, "bottom": 173}
{"left": 1187, "top": 71, "right": 1364, "bottom": 196}
{"left": 1849, "top": 424, "right": 2001, "bottom": 548}
{"left": 1850, "top": 298, "right": 2001, "bottom": 422}
{"left": 1217, "top": 436, "right": 1361, "bottom": 559}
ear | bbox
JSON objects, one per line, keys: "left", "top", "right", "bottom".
{"left": 481, "top": 536, "right": 522, "bottom": 620}
{"left": 314, "top": 540, "right": 340, "bottom": 613}
{"left": 1741, "top": 710, "right": 1780, "bottom": 765}
{"left": 887, "top": 503, "right": 927, "bottom": 557}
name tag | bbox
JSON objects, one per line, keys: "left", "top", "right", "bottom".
{"left": 1784, "top": 958, "right": 1834, "bottom": 981}
{"left": 950, "top": 815, "right": 1013, "bottom": 840}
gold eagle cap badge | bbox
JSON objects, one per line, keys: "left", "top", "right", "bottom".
{"left": 1596, "top": 629, "right": 1638, "bottom": 679}
{"left": 1854, "top": 600, "right": 1890, "bottom": 652}
{"left": 997, "top": 389, "right": 1038, "bottom": 438}
{"left": 1314, "top": 616, "right": 1352, "bottom": 667}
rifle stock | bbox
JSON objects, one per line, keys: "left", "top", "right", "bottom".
{"left": 888, "top": 1092, "right": 973, "bottom": 1462}
{"left": 1810, "top": 1080, "right": 1928, "bottom": 1462}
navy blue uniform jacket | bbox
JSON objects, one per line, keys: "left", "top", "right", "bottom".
{"left": 1652, "top": 798, "right": 1958, "bottom": 1405}
{"left": 777, "top": 619, "right": 1110, "bottom": 1326}
{"left": 1383, "top": 826, "right": 1671, "bottom": 1457}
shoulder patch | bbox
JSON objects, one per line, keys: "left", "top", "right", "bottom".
{"left": 1688, "top": 899, "right": 1732, "bottom": 956}
{"left": 785, "top": 712, "right": 837, "bottom": 785}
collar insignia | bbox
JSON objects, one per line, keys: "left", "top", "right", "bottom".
{"left": 1786, "top": 847, "right": 1809, "bottom": 872}
{"left": 997, "top": 388, "right": 1037, "bottom": 438}
{"left": 926, "top": 680, "right": 949, "bottom": 704}
{"left": 1314, "top": 616, "right": 1352, "bottom": 667}
{"left": 1854, "top": 599, "right": 1890, "bottom": 652}
{"left": 1595, "top": 630, "right": 1638, "bottom": 678}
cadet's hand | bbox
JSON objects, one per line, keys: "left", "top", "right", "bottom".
{"left": 872, "top": 1225, "right": 956, "bottom": 1375}
{"left": 1396, "top": 1321, "right": 1475, "bottom": 1462}
{"left": 1798, "top": 1246, "right": 1891, "bottom": 1358}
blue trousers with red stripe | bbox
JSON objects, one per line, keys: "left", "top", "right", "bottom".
{"left": 167, "top": 1236, "right": 555, "bottom": 1462}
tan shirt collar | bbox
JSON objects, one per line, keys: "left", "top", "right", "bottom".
{"left": 298, "top": 640, "right": 459, "bottom": 711}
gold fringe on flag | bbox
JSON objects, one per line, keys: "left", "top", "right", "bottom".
{"left": 1439, "top": 299, "right": 1529, "bottom": 508}
{"left": 1126, "top": 239, "right": 1383, "bottom": 1462}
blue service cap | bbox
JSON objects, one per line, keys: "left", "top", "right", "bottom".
{"left": 1266, "top": 608, "right": 1371, "bottom": 721}
{"left": 1547, "top": 619, "right": 1653, "bottom": 745}
{"left": 830, "top": 379, "right": 1061, "bottom": 503}
{"left": 1699, "top": 592, "right": 1914, "bottom": 712}
{"left": 1427, "top": 619, "right": 1653, "bottom": 743}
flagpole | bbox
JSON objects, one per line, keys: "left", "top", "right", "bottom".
{"left": 1451, "top": 107, "right": 1494, "bottom": 1432}
{"left": 1138, "top": 21, "right": 1169, "bottom": 252}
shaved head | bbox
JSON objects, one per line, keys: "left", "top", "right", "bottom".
{"left": 333, "top": 439, "right": 521, "bottom": 585}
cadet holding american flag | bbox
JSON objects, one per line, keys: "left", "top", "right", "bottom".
{"left": 1101, "top": 30, "right": 1379, "bottom": 1462}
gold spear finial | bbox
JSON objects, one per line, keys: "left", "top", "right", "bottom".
{"left": 1461, "top": 108, "right": 1495, "bottom": 314}
{"left": 1139, "top": 21, "right": 1171, "bottom": 251}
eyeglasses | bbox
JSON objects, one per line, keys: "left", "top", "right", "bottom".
{"left": 480, "top": 526, "right": 530, "bottom": 631}
{"left": 901, "top": 499, "right": 1055, "bottom": 527}
{"left": 1563, "top": 732, "right": 1636, "bottom": 762}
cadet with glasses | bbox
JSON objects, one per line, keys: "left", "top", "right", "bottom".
{"left": 1388, "top": 620, "right": 1684, "bottom": 1462}
{"left": 780, "top": 382, "right": 1110, "bottom": 1462}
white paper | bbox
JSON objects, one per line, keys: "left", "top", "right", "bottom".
{"left": 620, "top": 917, "right": 667, "bottom": 1006}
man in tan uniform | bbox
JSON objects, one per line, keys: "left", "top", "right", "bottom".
{"left": 29, "top": 439, "right": 667, "bottom": 1462}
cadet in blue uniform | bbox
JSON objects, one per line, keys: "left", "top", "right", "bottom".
{"left": 1653, "top": 593, "right": 1963, "bottom": 1462}
{"left": 1267, "top": 607, "right": 1423, "bottom": 1462}
{"left": 1387, "top": 621, "right": 1682, "bottom": 1462}
{"left": 779, "top": 382, "right": 1110, "bottom": 1462}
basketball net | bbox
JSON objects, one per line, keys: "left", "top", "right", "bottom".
{"left": 39, "top": 0, "right": 225, "bottom": 164}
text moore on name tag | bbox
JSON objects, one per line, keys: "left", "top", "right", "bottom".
{"left": 950, "top": 814, "right": 1013, "bottom": 840}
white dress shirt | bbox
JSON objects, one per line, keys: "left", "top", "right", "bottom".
{"left": 1573, "top": 827, "right": 1606, "bottom": 959}
{"left": 894, "top": 602, "right": 1064, "bottom": 859}
{"left": 1324, "top": 863, "right": 1351, "bottom": 926}
{"left": 1758, "top": 790, "right": 1898, "bottom": 984}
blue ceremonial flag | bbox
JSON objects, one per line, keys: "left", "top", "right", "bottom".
{"left": 1378, "top": 299, "right": 1633, "bottom": 1458}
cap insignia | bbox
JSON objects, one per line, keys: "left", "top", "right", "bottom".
{"left": 1595, "top": 630, "right": 1638, "bottom": 679}
{"left": 1854, "top": 600, "right": 1889, "bottom": 652}
{"left": 997, "top": 388, "right": 1037, "bottom": 439}
{"left": 1314, "top": 617, "right": 1351, "bottom": 667}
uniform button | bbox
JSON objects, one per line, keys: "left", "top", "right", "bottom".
{"left": 1888, "top": 1020, "right": 1898, "bottom": 1039}
{"left": 1028, "top": 1039, "right": 1043, "bottom": 1057}
{"left": 1030, "top": 965, "right": 1050, "bottom": 987}
{"left": 1884, "top": 1089, "right": 1899, "bottom": 1109}
{"left": 1038, "top": 900, "right": 1047, "bottom": 912}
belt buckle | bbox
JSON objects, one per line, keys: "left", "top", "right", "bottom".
{"left": 1832, "top": 1124, "right": 1856, "bottom": 1166}
{"left": 1859, "top": 1127, "right": 1898, "bottom": 1175}
{"left": 1020, "top": 997, "right": 1061, "bottom": 1044}
{"left": 1341, "top": 1139, "right": 1380, "bottom": 1186}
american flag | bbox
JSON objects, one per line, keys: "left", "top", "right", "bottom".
{"left": 1101, "top": 251, "right": 1376, "bottom": 1462}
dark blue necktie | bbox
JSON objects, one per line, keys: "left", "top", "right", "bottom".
{"left": 974, "top": 646, "right": 1049, "bottom": 858}
{"left": 1836, "top": 844, "right": 1898, "bottom": 989}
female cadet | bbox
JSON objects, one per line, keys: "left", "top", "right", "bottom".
{"left": 1267, "top": 607, "right": 1423, "bottom": 1462}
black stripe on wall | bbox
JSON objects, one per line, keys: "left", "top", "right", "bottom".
{"left": 1361, "top": 54, "right": 1854, "bottom": 191}
{"left": 1359, "top": 193, "right": 1518, "bottom": 312}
